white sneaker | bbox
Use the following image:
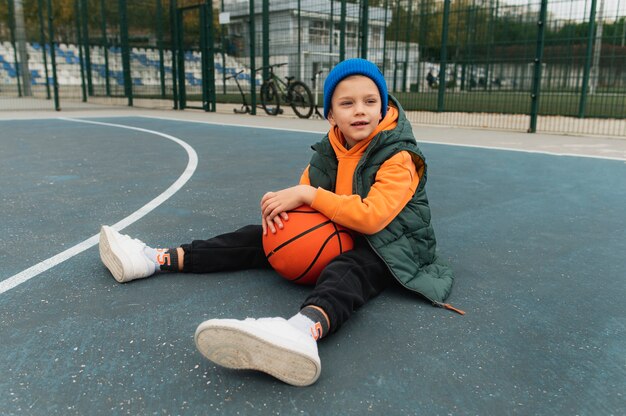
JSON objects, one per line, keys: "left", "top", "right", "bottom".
{"left": 194, "top": 317, "right": 321, "bottom": 386}
{"left": 99, "top": 225, "right": 156, "bottom": 283}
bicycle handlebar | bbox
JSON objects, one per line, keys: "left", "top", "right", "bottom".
{"left": 225, "top": 69, "right": 245, "bottom": 80}
{"left": 255, "top": 63, "right": 288, "bottom": 73}
{"left": 227, "top": 65, "right": 282, "bottom": 78}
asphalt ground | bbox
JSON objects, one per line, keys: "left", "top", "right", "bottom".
{"left": 0, "top": 110, "right": 624, "bottom": 415}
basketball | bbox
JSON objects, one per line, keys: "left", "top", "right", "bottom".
{"left": 262, "top": 206, "right": 354, "bottom": 285}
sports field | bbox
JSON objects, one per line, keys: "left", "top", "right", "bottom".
{"left": 0, "top": 106, "right": 624, "bottom": 415}
{"left": 397, "top": 90, "right": 626, "bottom": 118}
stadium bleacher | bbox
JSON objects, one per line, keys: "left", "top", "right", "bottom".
{"left": 0, "top": 41, "right": 258, "bottom": 90}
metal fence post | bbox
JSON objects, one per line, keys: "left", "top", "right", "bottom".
{"left": 402, "top": 0, "right": 412, "bottom": 92}
{"left": 262, "top": 0, "right": 269, "bottom": 82}
{"left": 155, "top": 0, "right": 166, "bottom": 98}
{"left": 529, "top": 0, "right": 548, "bottom": 133}
{"left": 7, "top": 0, "right": 23, "bottom": 97}
{"left": 46, "top": 0, "right": 60, "bottom": 110}
{"left": 220, "top": 0, "right": 226, "bottom": 94}
{"left": 579, "top": 0, "right": 598, "bottom": 118}
{"left": 329, "top": 0, "right": 334, "bottom": 67}
{"left": 249, "top": 0, "right": 256, "bottom": 115}
{"left": 37, "top": 0, "right": 51, "bottom": 99}
{"left": 437, "top": 0, "right": 451, "bottom": 112}
{"left": 360, "top": 0, "right": 369, "bottom": 59}
{"left": 485, "top": 0, "right": 496, "bottom": 92}
{"left": 118, "top": 0, "right": 133, "bottom": 106}
{"left": 381, "top": 0, "right": 388, "bottom": 75}
{"left": 74, "top": 0, "right": 87, "bottom": 102}
{"left": 99, "top": 0, "right": 110, "bottom": 96}
{"left": 590, "top": 0, "right": 605, "bottom": 95}
{"left": 207, "top": 0, "right": 216, "bottom": 111}
{"left": 15, "top": 0, "right": 32, "bottom": 95}
{"left": 339, "top": 0, "right": 346, "bottom": 61}
{"left": 175, "top": 9, "right": 186, "bottom": 109}
{"left": 80, "top": 0, "right": 93, "bottom": 95}
{"left": 170, "top": 0, "right": 180, "bottom": 109}
{"left": 297, "top": 0, "right": 302, "bottom": 73}
{"left": 392, "top": 0, "right": 400, "bottom": 92}
{"left": 201, "top": 1, "right": 216, "bottom": 112}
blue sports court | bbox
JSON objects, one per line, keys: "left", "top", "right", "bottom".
{"left": 0, "top": 109, "right": 624, "bottom": 415}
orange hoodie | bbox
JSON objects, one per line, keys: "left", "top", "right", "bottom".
{"left": 300, "top": 106, "right": 420, "bottom": 235}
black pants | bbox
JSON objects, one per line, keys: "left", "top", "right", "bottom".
{"left": 180, "top": 225, "right": 394, "bottom": 333}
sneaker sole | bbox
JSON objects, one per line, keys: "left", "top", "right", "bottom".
{"left": 99, "top": 226, "right": 129, "bottom": 283}
{"left": 194, "top": 321, "right": 321, "bottom": 387}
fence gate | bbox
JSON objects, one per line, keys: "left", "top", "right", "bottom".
{"left": 174, "top": 2, "right": 215, "bottom": 111}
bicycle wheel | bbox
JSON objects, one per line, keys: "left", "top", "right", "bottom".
{"left": 288, "top": 81, "right": 314, "bottom": 119}
{"left": 260, "top": 80, "right": 280, "bottom": 116}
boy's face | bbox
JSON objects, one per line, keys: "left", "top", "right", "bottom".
{"left": 327, "top": 75, "right": 383, "bottom": 148}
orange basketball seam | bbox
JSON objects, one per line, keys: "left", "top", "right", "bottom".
{"left": 332, "top": 222, "right": 344, "bottom": 253}
{"left": 265, "top": 220, "right": 332, "bottom": 259}
{"left": 292, "top": 231, "right": 342, "bottom": 282}
{"left": 288, "top": 209, "right": 319, "bottom": 214}
{"left": 336, "top": 230, "right": 352, "bottom": 254}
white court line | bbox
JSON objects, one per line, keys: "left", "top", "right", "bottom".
{"left": 0, "top": 118, "right": 198, "bottom": 295}
{"left": 136, "top": 115, "right": 626, "bottom": 161}
{"left": 4, "top": 114, "right": 622, "bottom": 160}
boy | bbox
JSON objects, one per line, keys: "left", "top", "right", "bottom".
{"left": 99, "top": 58, "right": 455, "bottom": 387}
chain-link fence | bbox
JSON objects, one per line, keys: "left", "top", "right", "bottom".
{"left": 1, "top": 0, "right": 624, "bottom": 135}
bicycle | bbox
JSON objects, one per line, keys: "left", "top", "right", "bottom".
{"left": 227, "top": 68, "right": 283, "bottom": 115}
{"left": 260, "top": 63, "right": 314, "bottom": 119}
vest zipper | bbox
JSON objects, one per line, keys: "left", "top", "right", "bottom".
{"left": 432, "top": 300, "right": 466, "bottom": 315}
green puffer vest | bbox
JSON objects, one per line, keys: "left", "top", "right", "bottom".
{"left": 308, "top": 95, "right": 454, "bottom": 303}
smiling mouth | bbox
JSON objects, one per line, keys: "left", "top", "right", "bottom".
{"left": 351, "top": 121, "right": 369, "bottom": 126}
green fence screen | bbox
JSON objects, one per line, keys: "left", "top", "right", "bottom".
{"left": 1, "top": 0, "right": 624, "bottom": 136}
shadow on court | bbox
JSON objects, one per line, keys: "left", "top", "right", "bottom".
{"left": 0, "top": 116, "right": 624, "bottom": 415}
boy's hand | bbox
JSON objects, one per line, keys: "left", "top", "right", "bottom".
{"left": 260, "top": 185, "right": 316, "bottom": 235}
{"left": 261, "top": 212, "right": 289, "bottom": 235}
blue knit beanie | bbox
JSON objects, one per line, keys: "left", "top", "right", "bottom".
{"left": 323, "top": 58, "right": 388, "bottom": 119}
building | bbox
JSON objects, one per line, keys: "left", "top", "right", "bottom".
{"left": 221, "top": 0, "right": 418, "bottom": 88}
